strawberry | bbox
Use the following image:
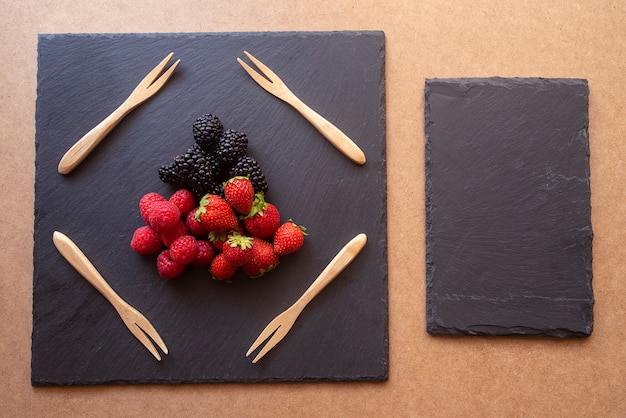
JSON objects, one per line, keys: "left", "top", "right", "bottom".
{"left": 186, "top": 207, "right": 210, "bottom": 237}
{"left": 241, "top": 237, "right": 279, "bottom": 278}
{"left": 130, "top": 225, "right": 163, "bottom": 255}
{"left": 169, "top": 235, "right": 199, "bottom": 265}
{"left": 273, "top": 220, "right": 307, "bottom": 255}
{"left": 139, "top": 192, "right": 166, "bottom": 224}
{"left": 148, "top": 200, "right": 181, "bottom": 233}
{"left": 222, "top": 232, "right": 254, "bottom": 266}
{"left": 223, "top": 176, "right": 254, "bottom": 215}
{"left": 156, "top": 249, "right": 186, "bottom": 279}
{"left": 195, "top": 194, "right": 239, "bottom": 233}
{"left": 210, "top": 252, "right": 238, "bottom": 281}
{"left": 169, "top": 189, "right": 196, "bottom": 216}
{"left": 208, "top": 226, "right": 244, "bottom": 251}
{"left": 191, "top": 239, "right": 215, "bottom": 267}
{"left": 244, "top": 193, "right": 280, "bottom": 239}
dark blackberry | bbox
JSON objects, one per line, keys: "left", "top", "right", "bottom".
{"left": 159, "top": 145, "right": 220, "bottom": 199}
{"left": 193, "top": 114, "right": 223, "bottom": 152}
{"left": 216, "top": 129, "right": 248, "bottom": 166}
{"left": 229, "top": 155, "right": 268, "bottom": 194}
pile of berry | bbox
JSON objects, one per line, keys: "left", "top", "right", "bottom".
{"left": 131, "top": 176, "right": 306, "bottom": 281}
{"left": 158, "top": 114, "right": 268, "bottom": 199}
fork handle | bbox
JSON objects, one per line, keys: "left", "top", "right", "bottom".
{"left": 294, "top": 233, "right": 367, "bottom": 310}
{"left": 57, "top": 100, "right": 134, "bottom": 174}
{"left": 286, "top": 96, "right": 367, "bottom": 165}
{"left": 52, "top": 231, "right": 126, "bottom": 311}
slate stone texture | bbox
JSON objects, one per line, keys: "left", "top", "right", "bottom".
{"left": 425, "top": 77, "right": 593, "bottom": 338}
{"left": 32, "top": 32, "right": 387, "bottom": 385}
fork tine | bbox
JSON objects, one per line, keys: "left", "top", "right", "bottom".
{"left": 125, "top": 320, "right": 162, "bottom": 361}
{"left": 242, "top": 51, "right": 281, "bottom": 82}
{"left": 251, "top": 323, "right": 292, "bottom": 364}
{"left": 246, "top": 315, "right": 282, "bottom": 357}
{"left": 135, "top": 52, "right": 175, "bottom": 90}
{"left": 135, "top": 315, "right": 169, "bottom": 355}
{"left": 237, "top": 57, "right": 274, "bottom": 92}
{"left": 144, "top": 58, "right": 180, "bottom": 96}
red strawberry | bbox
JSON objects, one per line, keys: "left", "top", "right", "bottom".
{"left": 169, "top": 189, "right": 196, "bottom": 216}
{"left": 244, "top": 194, "right": 280, "bottom": 239}
{"left": 223, "top": 176, "right": 254, "bottom": 215}
{"left": 148, "top": 200, "right": 181, "bottom": 233}
{"left": 169, "top": 235, "right": 199, "bottom": 265}
{"left": 208, "top": 226, "right": 244, "bottom": 251}
{"left": 139, "top": 192, "right": 165, "bottom": 224}
{"left": 156, "top": 249, "right": 186, "bottom": 279}
{"left": 210, "top": 252, "right": 238, "bottom": 281}
{"left": 195, "top": 194, "right": 238, "bottom": 233}
{"left": 186, "top": 207, "right": 210, "bottom": 237}
{"left": 161, "top": 220, "right": 189, "bottom": 247}
{"left": 241, "top": 237, "right": 279, "bottom": 278}
{"left": 222, "top": 232, "right": 254, "bottom": 266}
{"left": 130, "top": 225, "right": 163, "bottom": 255}
{"left": 273, "top": 220, "right": 307, "bottom": 255}
{"left": 191, "top": 239, "right": 215, "bottom": 266}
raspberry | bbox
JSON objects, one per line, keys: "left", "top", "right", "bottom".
{"left": 148, "top": 200, "right": 181, "bottom": 233}
{"left": 169, "top": 189, "right": 196, "bottom": 216}
{"left": 161, "top": 220, "right": 189, "bottom": 247}
{"left": 169, "top": 235, "right": 199, "bottom": 265}
{"left": 130, "top": 226, "right": 163, "bottom": 255}
{"left": 192, "top": 239, "right": 215, "bottom": 266}
{"left": 156, "top": 249, "right": 186, "bottom": 279}
{"left": 139, "top": 192, "right": 166, "bottom": 224}
{"left": 186, "top": 207, "right": 210, "bottom": 237}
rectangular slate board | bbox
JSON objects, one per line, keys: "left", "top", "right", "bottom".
{"left": 32, "top": 32, "right": 387, "bottom": 385}
{"left": 425, "top": 78, "right": 593, "bottom": 337}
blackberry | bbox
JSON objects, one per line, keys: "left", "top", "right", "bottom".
{"left": 159, "top": 145, "right": 220, "bottom": 199}
{"left": 193, "top": 114, "right": 223, "bottom": 153}
{"left": 216, "top": 129, "right": 248, "bottom": 166}
{"left": 229, "top": 155, "right": 268, "bottom": 194}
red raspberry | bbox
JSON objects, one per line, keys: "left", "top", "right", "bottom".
{"left": 130, "top": 226, "right": 163, "bottom": 255}
{"left": 186, "top": 207, "right": 210, "bottom": 237}
{"left": 169, "top": 189, "right": 196, "bottom": 216}
{"left": 191, "top": 239, "right": 215, "bottom": 266}
{"left": 169, "top": 235, "right": 199, "bottom": 265}
{"left": 210, "top": 252, "right": 238, "bottom": 281}
{"left": 148, "top": 200, "right": 181, "bottom": 233}
{"left": 139, "top": 192, "right": 166, "bottom": 224}
{"left": 156, "top": 249, "right": 186, "bottom": 279}
{"left": 161, "top": 220, "right": 189, "bottom": 247}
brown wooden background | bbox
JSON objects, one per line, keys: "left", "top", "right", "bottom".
{"left": 1, "top": 1, "right": 624, "bottom": 416}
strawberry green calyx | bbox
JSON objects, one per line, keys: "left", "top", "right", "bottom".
{"left": 222, "top": 175, "right": 250, "bottom": 188}
{"left": 246, "top": 192, "right": 267, "bottom": 218}
{"left": 226, "top": 232, "right": 253, "bottom": 250}
{"left": 195, "top": 194, "right": 211, "bottom": 221}
{"left": 287, "top": 219, "right": 308, "bottom": 235}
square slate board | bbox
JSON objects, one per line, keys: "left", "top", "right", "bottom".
{"left": 32, "top": 32, "right": 387, "bottom": 385}
{"left": 425, "top": 78, "right": 594, "bottom": 337}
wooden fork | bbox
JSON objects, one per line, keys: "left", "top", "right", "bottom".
{"left": 237, "top": 51, "right": 366, "bottom": 165}
{"left": 246, "top": 233, "right": 367, "bottom": 363}
{"left": 58, "top": 53, "right": 180, "bottom": 175}
{"left": 52, "top": 231, "right": 168, "bottom": 361}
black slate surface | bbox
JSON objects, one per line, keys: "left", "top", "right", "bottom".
{"left": 32, "top": 32, "right": 387, "bottom": 385}
{"left": 425, "top": 78, "right": 593, "bottom": 337}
